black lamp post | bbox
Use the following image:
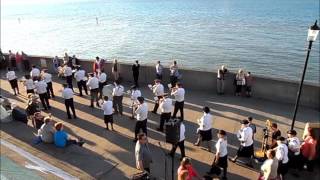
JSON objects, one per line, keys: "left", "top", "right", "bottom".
{"left": 291, "top": 20, "right": 320, "bottom": 130}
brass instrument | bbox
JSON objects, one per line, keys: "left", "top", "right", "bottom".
{"left": 255, "top": 119, "right": 272, "bottom": 159}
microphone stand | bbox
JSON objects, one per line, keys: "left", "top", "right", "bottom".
{"left": 158, "top": 142, "right": 167, "bottom": 180}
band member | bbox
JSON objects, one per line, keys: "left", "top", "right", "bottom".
{"left": 6, "top": 68, "right": 19, "bottom": 95}
{"left": 150, "top": 79, "right": 164, "bottom": 114}
{"left": 86, "top": 73, "right": 100, "bottom": 108}
{"left": 169, "top": 120, "right": 186, "bottom": 159}
{"left": 274, "top": 136, "right": 289, "bottom": 180}
{"left": 171, "top": 82, "right": 185, "bottom": 121}
{"left": 101, "top": 96, "right": 113, "bottom": 130}
{"left": 230, "top": 120, "right": 254, "bottom": 166}
{"left": 112, "top": 80, "right": 124, "bottom": 115}
{"left": 62, "top": 84, "right": 76, "bottom": 119}
{"left": 98, "top": 69, "right": 107, "bottom": 98}
{"left": 194, "top": 107, "right": 212, "bottom": 152}
{"left": 287, "top": 130, "right": 301, "bottom": 171}
{"left": 74, "top": 66, "right": 88, "bottom": 96}
{"left": 157, "top": 93, "right": 173, "bottom": 132}
{"left": 134, "top": 97, "right": 148, "bottom": 142}
{"left": 132, "top": 60, "right": 140, "bottom": 86}
{"left": 42, "top": 69, "right": 54, "bottom": 98}
{"left": 30, "top": 65, "right": 40, "bottom": 80}
{"left": 35, "top": 77, "right": 51, "bottom": 110}
{"left": 63, "top": 64, "right": 73, "bottom": 90}
{"left": 24, "top": 75, "right": 35, "bottom": 94}
{"left": 130, "top": 85, "right": 141, "bottom": 119}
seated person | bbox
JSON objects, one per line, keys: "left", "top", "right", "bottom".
{"left": 32, "top": 112, "right": 44, "bottom": 129}
{"left": 37, "top": 116, "right": 56, "bottom": 143}
{"left": 0, "top": 95, "right": 12, "bottom": 110}
{"left": 54, "top": 122, "right": 84, "bottom": 148}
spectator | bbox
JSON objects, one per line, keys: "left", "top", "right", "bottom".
{"left": 169, "top": 61, "right": 179, "bottom": 87}
{"left": 135, "top": 133, "right": 152, "bottom": 173}
{"left": 217, "top": 65, "right": 228, "bottom": 95}
{"left": 37, "top": 116, "right": 56, "bottom": 143}
{"left": 235, "top": 69, "right": 246, "bottom": 96}
{"left": 112, "top": 80, "right": 124, "bottom": 115}
{"left": 150, "top": 79, "right": 164, "bottom": 114}
{"left": 258, "top": 150, "right": 279, "bottom": 180}
{"left": 112, "top": 59, "right": 120, "bottom": 81}
{"left": 177, "top": 157, "right": 200, "bottom": 180}
{"left": 52, "top": 56, "right": 60, "bottom": 73}
{"left": 134, "top": 97, "right": 148, "bottom": 142}
{"left": 101, "top": 96, "right": 114, "bottom": 130}
{"left": 87, "top": 73, "right": 100, "bottom": 108}
{"left": 62, "top": 84, "right": 77, "bottom": 119}
{"left": 15, "top": 52, "right": 22, "bottom": 71}
{"left": 248, "top": 117, "right": 256, "bottom": 140}
{"left": 194, "top": 107, "right": 213, "bottom": 152}
{"left": 23, "top": 75, "right": 35, "bottom": 94}
{"left": 6, "top": 68, "right": 19, "bottom": 95}
{"left": 157, "top": 93, "right": 173, "bottom": 132}
{"left": 8, "top": 50, "right": 16, "bottom": 70}
{"left": 63, "top": 53, "right": 69, "bottom": 65}
{"left": 270, "top": 123, "right": 281, "bottom": 149}
{"left": 21, "top": 51, "right": 30, "bottom": 71}
{"left": 155, "top": 61, "right": 163, "bottom": 80}
{"left": 93, "top": 56, "right": 100, "bottom": 73}
{"left": 132, "top": 60, "right": 140, "bottom": 86}
{"left": 171, "top": 82, "right": 185, "bottom": 121}
{"left": 274, "top": 136, "right": 289, "bottom": 180}
{"left": 72, "top": 55, "right": 80, "bottom": 66}
{"left": 300, "top": 128, "right": 317, "bottom": 172}
{"left": 42, "top": 69, "right": 54, "bottom": 98}
{"left": 74, "top": 66, "right": 88, "bottom": 96}
{"left": 245, "top": 72, "right": 254, "bottom": 97}
{"left": 54, "top": 122, "right": 84, "bottom": 148}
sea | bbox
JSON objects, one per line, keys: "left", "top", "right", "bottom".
{"left": 1, "top": 0, "right": 319, "bottom": 83}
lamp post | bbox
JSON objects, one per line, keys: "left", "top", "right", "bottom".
{"left": 291, "top": 20, "right": 320, "bottom": 130}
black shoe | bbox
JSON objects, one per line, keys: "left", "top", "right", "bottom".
{"left": 74, "top": 116, "right": 77, "bottom": 119}
{"left": 133, "top": 139, "right": 137, "bottom": 143}
{"left": 156, "top": 128, "right": 163, "bottom": 132}
{"left": 78, "top": 141, "right": 85, "bottom": 147}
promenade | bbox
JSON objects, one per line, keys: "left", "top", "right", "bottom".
{"left": 0, "top": 70, "right": 319, "bottom": 180}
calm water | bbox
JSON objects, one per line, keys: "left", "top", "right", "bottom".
{"left": 1, "top": 0, "right": 319, "bottom": 83}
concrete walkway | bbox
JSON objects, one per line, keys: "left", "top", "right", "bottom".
{"left": 0, "top": 70, "right": 319, "bottom": 180}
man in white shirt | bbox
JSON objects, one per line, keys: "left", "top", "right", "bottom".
{"left": 286, "top": 130, "right": 301, "bottom": 171}
{"left": 101, "top": 96, "right": 113, "bottom": 130}
{"left": 130, "top": 85, "right": 141, "bottom": 119}
{"left": 63, "top": 64, "right": 73, "bottom": 90}
{"left": 157, "top": 93, "right": 173, "bottom": 132}
{"left": 134, "top": 97, "right": 148, "bottom": 142}
{"left": 24, "top": 74, "right": 35, "bottom": 94}
{"left": 155, "top": 61, "right": 163, "bottom": 80}
{"left": 169, "top": 120, "right": 186, "bottom": 159}
{"left": 274, "top": 136, "right": 289, "bottom": 179}
{"left": 86, "top": 73, "right": 100, "bottom": 108}
{"left": 98, "top": 69, "right": 107, "bottom": 98}
{"left": 42, "top": 69, "right": 54, "bottom": 98}
{"left": 74, "top": 66, "right": 88, "bottom": 96}
{"left": 62, "top": 84, "right": 76, "bottom": 119}
{"left": 35, "top": 78, "right": 51, "bottom": 110}
{"left": 171, "top": 82, "right": 185, "bottom": 120}
{"left": 112, "top": 80, "right": 124, "bottom": 115}
{"left": 6, "top": 68, "right": 19, "bottom": 95}
{"left": 194, "top": 107, "right": 213, "bottom": 152}
{"left": 30, "top": 65, "right": 40, "bottom": 80}
{"left": 151, "top": 79, "right": 164, "bottom": 114}
{"left": 230, "top": 120, "right": 254, "bottom": 166}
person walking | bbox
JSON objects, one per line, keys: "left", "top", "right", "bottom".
{"left": 134, "top": 97, "right": 148, "bottom": 142}
{"left": 63, "top": 64, "right": 73, "bottom": 90}
{"left": 150, "top": 79, "right": 164, "bottom": 114}
{"left": 74, "top": 66, "right": 88, "bottom": 96}
{"left": 130, "top": 85, "right": 141, "bottom": 119}
{"left": 169, "top": 120, "right": 186, "bottom": 159}
{"left": 132, "top": 60, "right": 140, "bottom": 86}
{"left": 62, "top": 84, "right": 76, "bottom": 119}
{"left": 194, "top": 107, "right": 213, "bottom": 152}
{"left": 300, "top": 128, "right": 317, "bottom": 172}
{"left": 98, "top": 69, "right": 107, "bottom": 99}
{"left": 112, "top": 59, "right": 120, "bottom": 81}
{"left": 157, "top": 93, "right": 173, "bottom": 132}
{"left": 286, "top": 130, "right": 301, "bottom": 173}
{"left": 35, "top": 78, "right": 51, "bottom": 110}
{"left": 6, "top": 68, "right": 19, "bottom": 95}
{"left": 42, "top": 69, "right": 54, "bottom": 98}
{"left": 258, "top": 150, "right": 279, "bottom": 180}
{"left": 112, "top": 80, "right": 124, "bottom": 115}
{"left": 135, "top": 133, "right": 153, "bottom": 173}
{"left": 171, "top": 82, "right": 185, "bottom": 121}
{"left": 101, "top": 96, "right": 114, "bottom": 130}
{"left": 86, "top": 73, "right": 100, "bottom": 108}
{"left": 273, "top": 136, "right": 289, "bottom": 180}
{"left": 217, "top": 65, "right": 228, "bottom": 95}
{"left": 155, "top": 61, "right": 163, "bottom": 80}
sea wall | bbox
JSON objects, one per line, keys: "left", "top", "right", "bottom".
{"left": 3, "top": 55, "right": 319, "bottom": 109}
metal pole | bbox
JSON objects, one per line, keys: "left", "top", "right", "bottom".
{"left": 291, "top": 41, "right": 313, "bottom": 130}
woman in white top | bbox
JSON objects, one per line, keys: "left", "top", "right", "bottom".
{"left": 24, "top": 74, "right": 35, "bottom": 94}
{"left": 6, "top": 68, "right": 19, "bottom": 95}
{"left": 259, "top": 150, "right": 279, "bottom": 180}
{"left": 112, "top": 59, "right": 120, "bottom": 81}
{"left": 235, "top": 69, "right": 246, "bottom": 96}
{"left": 194, "top": 106, "right": 212, "bottom": 152}
{"left": 209, "top": 130, "right": 228, "bottom": 179}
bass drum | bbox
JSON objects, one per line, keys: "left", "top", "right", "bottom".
{"left": 102, "top": 84, "right": 114, "bottom": 100}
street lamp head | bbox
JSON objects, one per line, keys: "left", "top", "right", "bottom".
{"left": 307, "top": 20, "right": 320, "bottom": 42}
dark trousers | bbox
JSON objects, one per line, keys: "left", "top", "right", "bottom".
{"left": 27, "top": 89, "right": 34, "bottom": 94}
{"left": 159, "top": 112, "right": 171, "bottom": 131}
{"left": 170, "top": 75, "right": 178, "bottom": 87}
{"left": 135, "top": 119, "right": 147, "bottom": 140}
{"left": 133, "top": 73, "right": 139, "bottom": 86}
{"left": 65, "top": 98, "right": 76, "bottom": 119}
{"left": 46, "top": 82, "right": 54, "bottom": 98}
{"left": 152, "top": 96, "right": 162, "bottom": 113}
{"left": 39, "top": 93, "right": 50, "bottom": 110}
{"left": 66, "top": 75, "right": 73, "bottom": 90}
{"left": 302, "top": 156, "right": 315, "bottom": 172}
{"left": 23, "top": 60, "right": 30, "bottom": 71}
{"left": 172, "top": 101, "right": 184, "bottom": 120}
{"left": 90, "top": 88, "right": 99, "bottom": 107}
{"left": 113, "top": 96, "right": 123, "bottom": 114}
{"left": 77, "top": 80, "right": 88, "bottom": 96}
{"left": 156, "top": 73, "right": 162, "bottom": 80}
{"left": 170, "top": 140, "right": 185, "bottom": 158}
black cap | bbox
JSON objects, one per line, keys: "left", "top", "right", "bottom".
{"left": 287, "top": 130, "right": 297, "bottom": 136}
{"left": 241, "top": 120, "right": 249, "bottom": 125}
{"left": 276, "top": 136, "right": 285, "bottom": 141}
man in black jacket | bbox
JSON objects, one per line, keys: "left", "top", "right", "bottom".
{"left": 132, "top": 60, "right": 140, "bottom": 87}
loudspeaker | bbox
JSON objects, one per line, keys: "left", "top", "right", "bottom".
{"left": 165, "top": 118, "right": 180, "bottom": 144}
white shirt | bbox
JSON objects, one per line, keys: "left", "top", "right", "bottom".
{"left": 62, "top": 88, "right": 74, "bottom": 99}
{"left": 287, "top": 137, "right": 301, "bottom": 155}
{"left": 179, "top": 123, "right": 186, "bottom": 142}
{"left": 237, "top": 126, "right": 253, "bottom": 147}
{"left": 156, "top": 64, "right": 163, "bottom": 75}
{"left": 198, "top": 113, "right": 212, "bottom": 131}
{"left": 74, "top": 70, "right": 86, "bottom": 82}
{"left": 102, "top": 100, "right": 113, "bottom": 115}
{"left": 98, "top": 73, "right": 107, "bottom": 83}
{"left": 131, "top": 90, "right": 142, "bottom": 101}
{"left": 64, "top": 66, "right": 73, "bottom": 77}
{"left": 135, "top": 103, "right": 148, "bottom": 121}
{"left": 275, "top": 143, "right": 289, "bottom": 164}
{"left": 112, "top": 85, "right": 124, "bottom": 96}
{"left": 261, "top": 158, "right": 278, "bottom": 180}
{"left": 30, "top": 68, "right": 40, "bottom": 77}
{"left": 159, "top": 98, "right": 173, "bottom": 113}
{"left": 24, "top": 79, "right": 35, "bottom": 90}
{"left": 6, "top": 71, "right": 16, "bottom": 81}
{"left": 152, "top": 83, "right": 164, "bottom": 96}
{"left": 215, "top": 138, "right": 228, "bottom": 157}
{"left": 35, "top": 80, "right": 47, "bottom": 94}
{"left": 86, "top": 77, "right": 99, "bottom": 90}
{"left": 171, "top": 88, "right": 185, "bottom": 102}
{"left": 43, "top": 73, "right": 52, "bottom": 83}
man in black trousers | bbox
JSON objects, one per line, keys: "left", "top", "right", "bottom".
{"left": 62, "top": 84, "right": 76, "bottom": 119}
{"left": 132, "top": 60, "right": 140, "bottom": 87}
{"left": 169, "top": 120, "right": 186, "bottom": 159}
